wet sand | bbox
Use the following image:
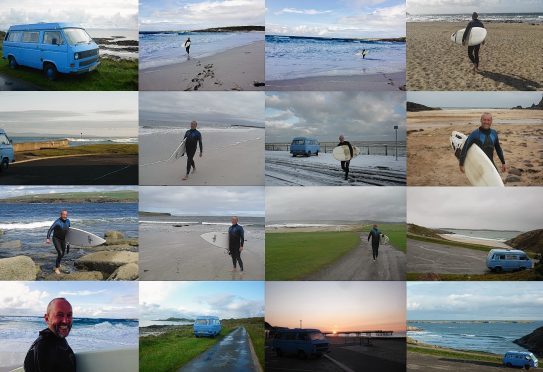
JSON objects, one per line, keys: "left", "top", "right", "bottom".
{"left": 407, "top": 22, "right": 543, "bottom": 91}
{"left": 266, "top": 71, "right": 406, "bottom": 91}
{"left": 407, "top": 109, "right": 543, "bottom": 186}
{"left": 139, "top": 41, "right": 264, "bottom": 91}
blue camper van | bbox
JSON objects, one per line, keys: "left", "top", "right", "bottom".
{"left": 193, "top": 316, "right": 221, "bottom": 337}
{"left": 272, "top": 328, "right": 329, "bottom": 359}
{"left": 290, "top": 137, "right": 320, "bottom": 157}
{"left": 0, "top": 129, "right": 15, "bottom": 172}
{"left": 487, "top": 249, "right": 533, "bottom": 272}
{"left": 3, "top": 23, "right": 100, "bottom": 80}
{"left": 503, "top": 351, "right": 538, "bottom": 369}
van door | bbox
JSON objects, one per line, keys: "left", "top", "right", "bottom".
{"left": 0, "top": 133, "right": 14, "bottom": 164}
{"left": 41, "top": 31, "right": 68, "bottom": 72}
{"left": 21, "top": 31, "right": 41, "bottom": 68}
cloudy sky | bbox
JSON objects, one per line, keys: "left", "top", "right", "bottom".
{"left": 140, "top": 0, "right": 265, "bottom": 31}
{"left": 407, "top": 0, "right": 543, "bottom": 15}
{"left": 408, "top": 92, "right": 543, "bottom": 109}
{"left": 140, "top": 92, "right": 264, "bottom": 127}
{"left": 266, "top": 92, "right": 406, "bottom": 143}
{"left": 0, "top": 92, "right": 138, "bottom": 137}
{"left": 408, "top": 188, "right": 543, "bottom": 231}
{"left": 140, "top": 186, "right": 264, "bottom": 216}
{"left": 408, "top": 282, "right": 543, "bottom": 320}
{"left": 0, "top": 186, "right": 137, "bottom": 199}
{"left": 0, "top": 282, "right": 138, "bottom": 318}
{"left": 267, "top": 282, "right": 406, "bottom": 332}
{"left": 0, "top": 0, "right": 137, "bottom": 30}
{"left": 266, "top": 187, "right": 406, "bottom": 223}
{"left": 140, "top": 281, "right": 264, "bottom": 320}
{"left": 266, "top": 0, "right": 405, "bottom": 38}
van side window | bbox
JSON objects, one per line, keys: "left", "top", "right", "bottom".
{"left": 0, "top": 134, "right": 10, "bottom": 145}
{"left": 7, "top": 31, "right": 23, "bottom": 42}
{"left": 519, "top": 256, "right": 527, "bottom": 260}
{"left": 43, "top": 31, "right": 64, "bottom": 45}
{"left": 297, "top": 333, "right": 308, "bottom": 341}
{"left": 22, "top": 32, "right": 39, "bottom": 43}
{"left": 285, "top": 333, "right": 296, "bottom": 340}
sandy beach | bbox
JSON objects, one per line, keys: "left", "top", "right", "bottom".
{"left": 407, "top": 22, "right": 543, "bottom": 91}
{"left": 266, "top": 71, "right": 406, "bottom": 91}
{"left": 139, "top": 127, "right": 264, "bottom": 185}
{"left": 139, "top": 41, "right": 264, "bottom": 91}
{"left": 407, "top": 109, "right": 543, "bottom": 186}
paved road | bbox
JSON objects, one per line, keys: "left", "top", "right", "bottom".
{"left": 266, "top": 158, "right": 406, "bottom": 186}
{"left": 0, "top": 155, "right": 138, "bottom": 185}
{"left": 265, "top": 346, "right": 344, "bottom": 372}
{"left": 304, "top": 235, "right": 405, "bottom": 280}
{"left": 0, "top": 73, "right": 43, "bottom": 90}
{"left": 407, "top": 238, "right": 488, "bottom": 274}
{"left": 408, "top": 351, "right": 508, "bottom": 371}
{"left": 179, "top": 327, "right": 259, "bottom": 372}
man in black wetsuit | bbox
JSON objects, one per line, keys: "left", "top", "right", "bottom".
{"left": 228, "top": 216, "right": 244, "bottom": 274}
{"left": 338, "top": 135, "right": 353, "bottom": 181}
{"left": 462, "top": 12, "right": 485, "bottom": 72}
{"left": 46, "top": 209, "right": 70, "bottom": 275}
{"left": 24, "top": 297, "right": 76, "bottom": 372}
{"left": 367, "top": 224, "right": 384, "bottom": 262}
{"left": 459, "top": 112, "right": 507, "bottom": 174}
{"left": 182, "top": 120, "right": 203, "bottom": 181}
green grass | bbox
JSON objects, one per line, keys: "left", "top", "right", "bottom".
{"left": 18, "top": 144, "right": 138, "bottom": 157}
{"left": 139, "top": 318, "right": 264, "bottom": 372}
{"left": 266, "top": 231, "right": 360, "bottom": 280}
{"left": 407, "top": 270, "right": 543, "bottom": 281}
{"left": 0, "top": 191, "right": 138, "bottom": 203}
{"left": 362, "top": 223, "right": 406, "bottom": 253}
{"left": 408, "top": 345, "right": 502, "bottom": 364}
{"left": 0, "top": 46, "right": 137, "bottom": 90}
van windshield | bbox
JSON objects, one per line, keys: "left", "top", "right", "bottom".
{"left": 309, "top": 332, "right": 326, "bottom": 341}
{"left": 292, "top": 140, "right": 305, "bottom": 145}
{"left": 63, "top": 28, "right": 93, "bottom": 45}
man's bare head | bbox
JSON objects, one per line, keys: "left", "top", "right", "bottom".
{"left": 45, "top": 298, "right": 73, "bottom": 338}
{"left": 231, "top": 216, "right": 239, "bottom": 225}
{"left": 190, "top": 120, "right": 198, "bottom": 129}
{"left": 480, "top": 112, "right": 493, "bottom": 129}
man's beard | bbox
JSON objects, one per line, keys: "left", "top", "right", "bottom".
{"left": 53, "top": 323, "right": 72, "bottom": 338}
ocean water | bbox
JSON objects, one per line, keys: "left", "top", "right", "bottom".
{"left": 265, "top": 35, "right": 406, "bottom": 80}
{"left": 87, "top": 28, "right": 139, "bottom": 60}
{"left": 0, "top": 202, "right": 138, "bottom": 272}
{"left": 0, "top": 316, "right": 138, "bottom": 368}
{"left": 139, "top": 31, "right": 263, "bottom": 70}
{"left": 11, "top": 136, "right": 138, "bottom": 146}
{"left": 407, "top": 13, "right": 543, "bottom": 23}
{"left": 408, "top": 320, "right": 543, "bottom": 355}
{"left": 139, "top": 319, "right": 193, "bottom": 328}
{"left": 444, "top": 229, "right": 522, "bottom": 242}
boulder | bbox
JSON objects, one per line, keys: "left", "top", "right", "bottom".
{"left": 0, "top": 256, "right": 38, "bottom": 280}
{"left": 108, "top": 263, "right": 139, "bottom": 281}
{"left": 0, "top": 240, "right": 22, "bottom": 249}
{"left": 75, "top": 251, "right": 138, "bottom": 276}
{"left": 505, "top": 175, "right": 521, "bottom": 183}
{"left": 509, "top": 168, "right": 523, "bottom": 176}
{"left": 43, "top": 271, "right": 104, "bottom": 281}
{"left": 104, "top": 231, "right": 125, "bottom": 240}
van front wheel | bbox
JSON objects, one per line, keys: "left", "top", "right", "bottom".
{"left": 44, "top": 64, "right": 58, "bottom": 81}
{"left": 524, "top": 365, "right": 530, "bottom": 370}
{"left": 8, "top": 56, "right": 18, "bottom": 69}
{"left": 0, "top": 159, "right": 8, "bottom": 172}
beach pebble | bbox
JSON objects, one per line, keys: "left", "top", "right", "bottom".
{"left": 0, "top": 256, "right": 38, "bottom": 280}
{"left": 0, "top": 240, "right": 22, "bottom": 249}
{"left": 509, "top": 168, "right": 523, "bottom": 176}
{"left": 75, "top": 251, "right": 138, "bottom": 276}
{"left": 108, "top": 263, "right": 139, "bottom": 281}
{"left": 505, "top": 175, "right": 521, "bottom": 183}
{"left": 42, "top": 271, "right": 104, "bottom": 281}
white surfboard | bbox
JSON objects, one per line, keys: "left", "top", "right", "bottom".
{"left": 450, "top": 131, "right": 504, "bottom": 187}
{"left": 10, "top": 348, "right": 138, "bottom": 372}
{"left": 332, "top": 145, "right": 361, "bottom": 161}
{"left": 184, "top": 41, "right": 191, "bottom": 48}
{"left": 65, "top": 227, "right": 106, "bottom": 247}
{"left": 451, "top": 27, "right": 487, "bottom": 46}
{"left": 170, "top": 139, "right": 186, "bottom": 161}
{"left": 200, "top": 231, "right": 229, "bottom": 249}
{"left": 380, "top": 234, "right": 390, "bottom": 245}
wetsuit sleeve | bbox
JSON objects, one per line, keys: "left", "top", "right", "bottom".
{"left": 240, "top": 226, "right": 244, "bottom": 247}
{"left": 367, "top": 231, "right": 371, "bottom": 241}
{"left": 347, "top": 142, "right": 353, "bottom": 158}
{"left": 494, "top": 133, "right": 505, "bottom": 164}
{"left": 184, "top": 130, "right": 189, "bottom": 140}
{"left": 459, "top": 131, "right": 478, "bottom": 166}
{"left": 24, "top": 340, "right": 52, "bottom": 372}
{"left": 47, "top": 220, "right": 58, "bottom": 239}
{"left": 198, "top": 132, "right": 203, "bottom": 153}
{"left": 67, "top": 219, "right": 71, "bottom": 227}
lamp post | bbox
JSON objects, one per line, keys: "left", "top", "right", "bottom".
{"left": 300, "top": 320, "right": 302, "bottom": 329}
{"left": 394, "top": 125, "right": 398, "bottom": 161}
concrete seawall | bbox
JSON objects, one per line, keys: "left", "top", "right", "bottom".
{"left": 13, "top": 140, "right": 69, "bottom": 152}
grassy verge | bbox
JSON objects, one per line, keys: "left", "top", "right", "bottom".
{"left": 265, "top": 231, "right": 360, "bottom": 280}
{"left": 407, "top": 270, "right": 542, "bottom": 281}
{"left": 408, "top": 344, "right": 503, "bottom": 364}
{"left": 362, "top": 223, "right": 406, "bottom": 253}
{"left": 17, "top": 144, "right": 138, "bottom": 158}
{"left": 0, "top": 51, "right": 137, "bottom": 90}
{"left": 0, "top": 191, "right": 138, "bottom": 203}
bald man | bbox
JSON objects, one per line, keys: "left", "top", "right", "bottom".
{"left": 459, "top": 113, "right": 507, "bottom": 174}
{"left": 338, "top": 135, "right": 354, "bottom": 181}
{"left": 228, "top": 216, "right": 245, "bottom": 273}
{"left": 182, "top": 120, "right": 203, "bottom": 181}
{"left": 24, "top": 298, "right": 76, "bottom": 372}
